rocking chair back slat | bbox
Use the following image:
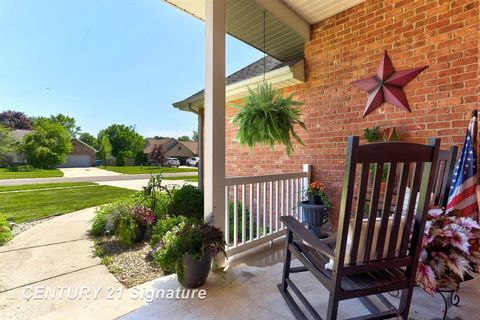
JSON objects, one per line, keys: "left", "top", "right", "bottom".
{"left": 388, "top": 162, "right": 410, "bottom": 259}
{"left": 399, "top": 162, "right": 424, "bottom": 257}
{"left": 363, "top": 162, "right": 384, "bottom": 263}
{"left": 349, "top": 163, "right": 370, "bottom": 265}
{"left": 376, "top": 162, "right": 398, "bottom": 260}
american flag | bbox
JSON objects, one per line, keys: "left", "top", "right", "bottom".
{"left": 446, "top": 115, "right": 478, "bottom": 217}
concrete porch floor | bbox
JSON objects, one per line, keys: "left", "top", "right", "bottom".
{"left": 122, "top": 240, "right": 480, "bottom": 320}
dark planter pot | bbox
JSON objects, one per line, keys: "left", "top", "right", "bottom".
{"left": 178, "top": 251, "right": 212, "bottom": 288}
{"left": 134, "top": 225, "right": 146, "bottom": 242}
{"left": 308, "top": 194, "right": 323, "bottom": 205}
{"left": 299, "top": 200, "right": 327, "bottom": 238}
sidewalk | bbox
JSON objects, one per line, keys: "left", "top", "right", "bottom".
{"left": 0, "top": 208, "right": 144, "bottom": 320}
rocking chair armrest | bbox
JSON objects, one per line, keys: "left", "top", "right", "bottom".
{"left": 280, "top": 216, "right": 336, "bottom": 260}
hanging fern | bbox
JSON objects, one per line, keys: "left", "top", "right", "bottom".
{"left": 230, "top": 83, "right": 306, "bottom": 156}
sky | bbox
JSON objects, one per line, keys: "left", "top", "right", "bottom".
{"left": 0, "top": 0, "right": 263, "bottom": 138}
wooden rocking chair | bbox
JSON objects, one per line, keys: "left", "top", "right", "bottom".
{"left": 432, "top": 146, "right": 458, "bottom": 208}
{"left": 278, "top": 136, "right": 441, "bottom": 319}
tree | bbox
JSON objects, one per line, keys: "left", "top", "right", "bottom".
{"left": 32, "top": 114, "right": 81, "bottom": 137}
{"left": 23, "top": 120, "right": 72, "bottom": 168}
{"left": 97, "top": 135, "right": 112, "bottom": 168}
{"left": 192, "top": 130, "right": 199, "bottom": 142}
{"left": 99, "top": 124, "right": 144, "bottom": 159}
{"left": 178, "top": 135, "right": 191, "bottom": 142}
{"left": 79, "top": 132, "right": 98, "bottom": 150}
{"left": 0, "top": 110, "right": 32, "bottom": 130}
{"left": 150, "top": 144, "right": 165, "bottom": 166}
{"left": 0, "top": 125, "right": 16, "bottom": 165}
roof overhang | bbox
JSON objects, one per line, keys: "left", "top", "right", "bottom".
{"left": 164, "top": 0, "right": 308, "bottom": 62}
{"left": 173, "top": 59, "right": 305, "bottom": 113}
{"left": 163, "top": 0, "right": 366, "bottom": 62}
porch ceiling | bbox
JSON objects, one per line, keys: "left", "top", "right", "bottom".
{"left": 164, "top": 0, "right": 365, "bottom": 61}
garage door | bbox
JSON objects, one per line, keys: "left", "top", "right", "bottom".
{"left": 57, "top": 155, "right": 92, "bottom": 168}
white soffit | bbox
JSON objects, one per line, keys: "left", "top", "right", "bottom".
{"left": 281, "top": 0, "right": 365, "bottom": 24}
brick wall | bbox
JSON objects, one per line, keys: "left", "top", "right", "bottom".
{"left": 225, "top": 0, "right": 479, "bottom": 224}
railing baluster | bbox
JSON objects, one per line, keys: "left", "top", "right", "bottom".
{"left": 295, "top": 178, "right": 299, "bottom": 220}
{"left": 263, "top": 182, "right": 267, "bottom": 236}
{"left": 286, "top": 178, "right": 289, "bottom": 219}
{"left": 242, "top": 184, "right": 246, "bottom": 244}
{"left": 281, "top": 180, "right": 284, "bottom": 229}
{"left": 256, "top": 182, "right": 260, "bottom": 239}
{"left": 269, "top": 181, "right": 273, "bottom": 235}
{"left": 225, "top": 186, "right": 229, "bottom": 246}
{"left": 233, "top": 185, "right": 238, "bottom": 247}
{"left": 275, "top": 180, "right": 279, "bottom": 232}
{"left": 249, "top": 183, "right": 253, "bottom": 241}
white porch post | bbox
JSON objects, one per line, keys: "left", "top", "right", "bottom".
{"left": 204, "top": 0, "right": 226, "bottom": 235}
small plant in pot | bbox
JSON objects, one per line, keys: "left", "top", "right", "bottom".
{"left": 300, "top": 182, "right": 330, "bottom": 237}
{"left": 153, "top": 219, "right": 226, "bottom": 288}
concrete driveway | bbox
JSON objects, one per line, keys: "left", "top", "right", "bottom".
{"left": 59, "top": 167, "right": 121, "bottom": 178}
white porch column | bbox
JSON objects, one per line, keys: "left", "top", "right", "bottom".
{"left": 204, "top": 0, "right": 226, "bottom": 233}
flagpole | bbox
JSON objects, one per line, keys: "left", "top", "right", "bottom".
{"left": 473, "top": 110, "right": 480, "bottom": 222}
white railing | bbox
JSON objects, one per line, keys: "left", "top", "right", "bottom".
{"left": 224, "top": 165, "right": 311, "bottom": 257}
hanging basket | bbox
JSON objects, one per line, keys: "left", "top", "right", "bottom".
{"left": 230, "top": 83, "right": 306, "bottom": 156}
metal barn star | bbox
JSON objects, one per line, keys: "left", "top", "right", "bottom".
{"left": 352, "top": 51, "right": 428, "bottom": 117}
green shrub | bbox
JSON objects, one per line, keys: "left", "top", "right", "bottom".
{"left": 116, "top": 155, "right": 125, "bottom": 166}
{"left": 90, "top": 209, "right": 108, "bottom": 236}
{"left": 150, "top": 215, "right": 187, "bottom": 246}
{"left": 117, "top": 213, "right": 138, "bottom": 246}
{"left": 228, "top": 202, "right": 251, "bottom": 242}
{"left": 168, "top": 185, "right": 203, "bottom": 220}
{"left": 0, "top": 217, "right": 12, "bottom": 245}
{"left": 7, "top": 165, "right": 35, "bottom": 172}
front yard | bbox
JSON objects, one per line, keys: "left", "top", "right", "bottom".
{"left": 102, "top": 166, "right": 197, "bottom": 175}
{"left": 0, "top": 182, "right": 135, "bottom": 223}
{"left": 0, "top": 168, "right": 63, "bottom": 180}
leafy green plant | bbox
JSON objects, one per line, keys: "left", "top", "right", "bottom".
{"left": 363, "top": 126, "right": 381, "bottom": 142}
{"left": 168, "top": 185, "right": 203, "bottom": 220}
{"left": 117, "top": 213, "right": 139, "bottom": 246}
{"left": 228, "top": 202, "right": 251, "bottom": 242}
{"left": 0, "top": 217, "right": 12, "bottom": 245}
{"left": 153, "top": 219, "right": 225, "bottom": 281}
{"left": 230, "top": 82, "right": 306, "bottom": 156}
{"left": 150, "top": 215, "right": 187, "bottom": 246}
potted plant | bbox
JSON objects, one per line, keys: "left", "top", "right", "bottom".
{"left": 299, "top": 182, "right": 330, "bottom": 237}
{"left": 153, "top": 219, "right": 226, "bottom": 288}
{"left": 416, "top": 208, "right": 480, "bottom": 295}
{"left": 230, "top": 82, "right": 306, "bottom": 156}
{"left": 133, "top": 206, "right": 157, "bottom": 241}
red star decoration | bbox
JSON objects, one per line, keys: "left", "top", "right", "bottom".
{"left": 352, "top": 51, "right": 428, "bottom": 117}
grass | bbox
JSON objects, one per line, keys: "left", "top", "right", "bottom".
{"left": 0, "top": 183, "right": 135, "bottom": 223}
{"left": 0, "top": 182, "right": 96, "bottom": 192}
{"left": 102, "top": 166, "right": 198, "bottom": 175}
{"left": 163, "top": 176, "right": 198, "bottom": 182}
{"left": 0, "top": 168, "right": 63, "bottom": 180}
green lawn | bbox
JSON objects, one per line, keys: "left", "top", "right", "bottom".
{"left": 0, "top": 182, "right": 96, "bottom": 193}
{"left": 102, "top": 166, "right": 198, "bottom": 175}
{"left": 0, "top": 168, "right": 63, "bottom": 180}
{"left": 0, "top": 183, "right": 135, "bottom": 223}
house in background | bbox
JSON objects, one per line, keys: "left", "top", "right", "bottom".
{"left": 9, "top": 129, "right": 96, "bottom": 168}
{"left": 144, "top": 138, "right": 198, "bottom": 165}
{"left": 56, "top": 139, "right": 96, "bottom": 168}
